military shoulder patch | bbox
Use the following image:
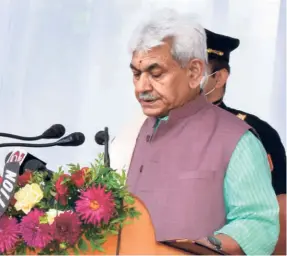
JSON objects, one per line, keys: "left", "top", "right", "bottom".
{"left": 237, "top": 113, "right": 247, "bottom": 121}
{"left": 267, "top": 154, "right": 274, "bottom": 172}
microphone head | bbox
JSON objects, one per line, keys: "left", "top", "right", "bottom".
{"left": 95, "top": 131, "right": 105, "bottom": 145}
{"left": 41, "top": 124, "right": 66, "bottom": 139}
{"left": 56, "top": 132, "right": 85, "bottom": 146}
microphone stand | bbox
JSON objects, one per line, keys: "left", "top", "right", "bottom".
{"left": 105, "top": 126, "right": 120, "bottom": 256}
{"left": 104, "top": 127, "right": 110, "bottom": 168}
{"left": 95, "top": 127, "right": 119, "bottom": 255}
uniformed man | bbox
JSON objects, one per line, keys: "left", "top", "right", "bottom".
{"left": 203, "top": 29, "right": 286, "bottom": 254}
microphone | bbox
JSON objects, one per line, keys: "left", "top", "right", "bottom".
{"left": 0, "top": 124, "right": 66, "bottom": 141}
{"left": 95, "top": 127, "right": 110, "bottom": 167}
{"left": 95, "top": 131, "right": 105, "bottom": 145}
{"left": 0, "top": 132, "right": 85, "bottom": 148}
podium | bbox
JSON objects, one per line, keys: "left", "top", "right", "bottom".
{"left": 26, "top": 196, "right": 226, "bottom": 255}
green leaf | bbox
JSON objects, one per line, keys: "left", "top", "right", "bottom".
{"left": 110, "top": 217, "right": 121, "bottom": 224}
{"left": 78, "top": 238, "right": 88, "bottom": 252}
{"left": 124, "top": 195, "right": 135, "bottom": 205}
{"left": 123, "top": 220, "right": 133, "bottom": 225}
{"left": 61, "top": 250, "right": 69, "bottom": 255}
{"left": 89, "top": 239, "right": 106, "bottom": 252}
{"left": 110, "top": 229, "right": 119, "bottom": 235}
{"left": 95, "top": 244, "right": 105, "bottom": 252}
{"left": 121, "top": 169, "right": 127, "bottom": 180}
{"left": 128, "top": 208, "right": 141, "bottom": 219}
{"left": 96, "top": 238, "right": 107, "bottom": 245}
{"left": 61, "top": 177, "right": 70, "bottom": 185}
{"left": 73, "top": 247, "right": 80, "bottom": 255}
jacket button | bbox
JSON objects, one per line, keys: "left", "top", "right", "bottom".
{"left": 139, "top": 165, "right": 143, "bottom": 173}
{"left": 146, "top": 135, "right": 151, "bottom": 142}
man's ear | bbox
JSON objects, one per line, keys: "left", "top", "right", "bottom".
{"left": 187, "top": 59, "right": 205, "bottom": 89}
{"left": 215, "top": 69, "right": 229, "bottom": 89}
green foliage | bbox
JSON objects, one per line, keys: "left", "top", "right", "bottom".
{"left": 77, "top": 238, "right": 88, "bottom": 252}
{"left": 14, "top": 241, "right": 26, "bottom": 255}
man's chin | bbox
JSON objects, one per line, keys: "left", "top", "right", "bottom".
{"left": 142, "top": 107, "right": 165, "bottom": 117}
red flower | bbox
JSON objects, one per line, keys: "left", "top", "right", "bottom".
{"left": 10, "top": 197, "right": 16, "bottom": 206}
{"left": 55, "top": 174, "right": 69, "bottom": 195}
{"left": 55, "top": 194, "right": 68, "bottom": 206}
{"left": 55, "top": 174, "right": 70, "bottom": 206}
{"left": 71, "top": 167, "right": 88, "bottom": 188}
{"left": 18, "top": 170, "right": 32, "bottom": 187}
{"left": 52, "top": 212, "right": 81, "bottom": 246}
{"left": 0, "top": 176, "right": 3, "bottom": 184}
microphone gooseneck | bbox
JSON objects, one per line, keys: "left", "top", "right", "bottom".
{"left": 0, "top": 132, "right": 85, "bottom": 148}
{"left": 0, "top": 124, "right": 66, "bottom": 141}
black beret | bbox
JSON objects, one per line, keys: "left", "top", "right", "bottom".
{"left": 205, "top": 29, "right": 240, "bottom": 63}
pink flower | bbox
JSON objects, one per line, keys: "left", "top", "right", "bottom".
{"left": 75, "top": 186, "right": 115, "bottom": 225}
{"left": 20, "top": 209, "right": 54, "bottom": 249}
{"left": 52, "top": 212, "right": 81, "bottom": 245}
{"left": 0, "top": 215, "right": 20, "bottom": 253}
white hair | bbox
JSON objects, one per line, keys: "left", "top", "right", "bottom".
{"left": 128, "top": 8, "right": 208, "bottom": 66}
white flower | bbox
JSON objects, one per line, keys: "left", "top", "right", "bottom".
{"left": 46, "top": 209, "right": 64, "bottom": 224}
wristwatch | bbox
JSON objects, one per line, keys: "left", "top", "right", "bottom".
{"left": 206, "top": 235, "right": 222, "bottom": 251}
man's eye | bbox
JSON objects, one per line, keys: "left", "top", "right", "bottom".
{"left": 151, "top": 73, "right": 162, "bottom": 78}
{"left": 133, "top": 73, "right": 141, "bottom": 79}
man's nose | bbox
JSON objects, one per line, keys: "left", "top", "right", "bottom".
{"left": 135, "top": 74, "right": 153, "bottom": 93}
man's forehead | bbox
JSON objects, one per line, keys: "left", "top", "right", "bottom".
{"left": 131, "top": 44, "right": 172, "bottom": 69}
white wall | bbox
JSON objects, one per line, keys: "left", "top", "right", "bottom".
{"left": 0, "top": 0, "right": 285, "bottom": 174}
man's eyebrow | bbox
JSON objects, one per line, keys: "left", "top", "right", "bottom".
{"left": 129, "top": 63, "right": 140, "bottom": 72}
{"left": 129, "top": 63, "right": 162, "bottom": 72}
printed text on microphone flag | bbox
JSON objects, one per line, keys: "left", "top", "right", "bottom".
{"left": 0, "top": 162, "right": 20, "bottom": 217}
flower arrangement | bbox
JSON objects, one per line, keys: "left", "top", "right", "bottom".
{"left": 0, "top": 154, "right": 140, "bottom": 255}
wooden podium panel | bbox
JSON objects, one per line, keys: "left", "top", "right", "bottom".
{"left": 26, "top": 197, "right": 225, "bottom": 255}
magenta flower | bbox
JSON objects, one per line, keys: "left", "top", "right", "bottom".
{"left": 52, "top": 212, "right": 81, "bottom": 245}
{"left": 0, "top": 215, "right": 20, "bottom": 253}
{"left": 75, "top": 186, "right": 115, "bottom": 225}
{"left": 20, "top": 209, "right": 54, "bottom": 249}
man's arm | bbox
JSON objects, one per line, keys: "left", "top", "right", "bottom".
{"left": 213, "top": 131, "right": 279, "bottom": 255}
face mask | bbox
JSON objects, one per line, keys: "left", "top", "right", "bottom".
{"left": 201, "top": 71, "right": 218, "bottom": 96}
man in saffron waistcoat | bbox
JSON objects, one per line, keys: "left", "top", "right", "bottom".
{"left": 126, "top": 8, "right": 279, "bottom": 255}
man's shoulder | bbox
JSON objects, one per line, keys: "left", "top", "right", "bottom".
{"left": 223, "top": 105, "right": 286, "bottom": 153}
{"left": 211, "top": 103, "right": 251, "bottom": 130}
{"left": 224, "top": 105, "right": 279, "bottom": 136}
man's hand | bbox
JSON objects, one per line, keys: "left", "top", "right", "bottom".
{"left": 196, "top": 234, "right": 244, "bottom": 255}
